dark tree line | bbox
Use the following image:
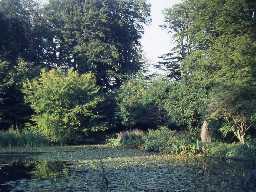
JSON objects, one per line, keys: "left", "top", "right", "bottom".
{"left": 0, "top": 0, "right": 150, "bottom": 131}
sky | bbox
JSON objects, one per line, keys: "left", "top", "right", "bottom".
{"left": 141, "top": 0, "right": 179, "bottom": 64}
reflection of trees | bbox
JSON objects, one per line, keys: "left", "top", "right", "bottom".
{"left": 0, "top": 161, "right": 33, "bottom": 184}
{"left": 32, "top": 161, "right": 69, "bottom": 179}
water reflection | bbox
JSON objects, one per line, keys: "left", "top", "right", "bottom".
{"left": 0, "top": 161, "right": 34, "bottom": 191}
{"left": 0, "top": 160, "right": 69, "bottom": 192}
{"left": 33, "top": 161, "right": 69, "bottom": 179}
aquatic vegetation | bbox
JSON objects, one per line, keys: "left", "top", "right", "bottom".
{"left": 0, "top": 146, "right": 254, "bottom": 192}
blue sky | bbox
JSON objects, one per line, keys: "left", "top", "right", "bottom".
{"left": 141, "top": 0, "right": 180, "bottom": 64}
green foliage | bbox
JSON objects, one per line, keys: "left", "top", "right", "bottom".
{"left": 33, "top": 161, "right": 69, "bottom": 179}
{"left": 117, "top": 78, "right": 169, "bottom": 130}
{"left": 163, "top": 0, "right": 256, "bottom": 142}
{"left": 107, "top": 137, "right": 122, "bottom": 148}
{"left": 143, "top": 127, "right": 171, "bottom": 152}
{"left": 0, "top": 129, "right": 48, "bottom": 147}
{"left": 164, "top": 132, "right": 200, "bottom": 155}
{"left": 159, "top": 82, "right": 208, "bottom": 129}
{"left": 208, "top": 85, "right": 256, "bottom": 143}
{"left": 23, "top": 69, "right": 105, "bottom": 144}
{"left": 117, "top": 78, "right": 147, "bottom": 128}
{"left": 206, "top": 142, "right": 256, "bottom": 161}
{"left": 42, "top": 0, "right": 150, "bottom": 90}
{"left": 143, "top": 126, "right": 200, "bottom": 155}
{"left": 0, "top": 0, "right": 44, "bottom": 130}
{"left": 0, "top": 0, "right": 41, "bottom": 63}
{"left": 0, "top": 59, "right": 34, "bottom": 130}
{"left": 0, "top": 0, "right": 151, "bottom": 136}
{"left": 108, "top": 129, "right": 145, "bottom": 148}
{"left": 117, "top": 77, "right": 208, "bottom": 131}
{"left": 119, "top": 130, "right": 145, "bottom": 148}
{"left": 219, "top": 122, "right": 234, "bottom": 138}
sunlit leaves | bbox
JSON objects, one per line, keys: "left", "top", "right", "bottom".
{"left": 23, "top": 69, "right": 104, "bottom": 143}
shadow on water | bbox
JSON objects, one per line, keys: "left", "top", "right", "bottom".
{"left": 0, "top": 160, "right": 69, "bottom": 192}
{"left": 0, "top": 161, "right": 34, "bottom": 192}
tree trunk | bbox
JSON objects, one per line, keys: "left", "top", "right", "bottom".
{"left": 200, "top": 120, "right": 211, "bottom": 143}
{"left": 236, "top": 130, "right": 245, "bottom": 144}
{"left": 240, "top": 136, "right": 245, "bottom": 144}
{"left": 234, "top": 120, "right": 248, "bottom": 144}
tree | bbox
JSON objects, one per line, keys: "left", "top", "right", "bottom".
{"left": 160, "top": 82, "right": 208, "bottom": 130}
{"left": 163, "top": 0, "right": 256, "bottom": 142}
{"left": 159, "top": 2, "right": 192, "bottom": 80}
{"left": 209, "top": 87, "right": 256, "bottom": 144}
{"left": 0, "top": 0, "right": 46, "bottom": 129}
{"left": 23, "top": 69, "right": 105, "bottom": 143}
{"left": 0, "top": 0, "right": 44, "bottom": 64}
{"left": 116, "top": 78, "right": 169, "bottom": 130}
{"left": 185, "top": 33, "right": 256, "bottom": 143}
{"left": 163, "top": 0, "right": 256, "bottom": 81}
{"left": 42, "top": 0, "right": 151, "bottom": 90}
{"left": 0, "top": 59, "right": 34, "bottom": 130}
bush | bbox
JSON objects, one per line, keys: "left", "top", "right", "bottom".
{"left": 117, "top": 78, "right": 208, "bottom": 132}
{"left": 226, "top": 144, "right": 256, "bottom": 160}
{"left": 144, "top": 127, "right": 201, "bottom": 155}
{"left": 164, "top": 132, "right": 199, "bottom": 155}
{"left": 116, "top": 78, "right": 169, "bottom": 130}
{"left": 143, "top": 127, "right": 171, "bottom": 152}
{"left": 207, "top": 142, "right": 256, "bottom": 160}
{"left": 107, "top": 129, "right": 145, "bottom": 148}
{"left": 0, "top": 129, "right": 49, "bottom": 147}
{"left": 23, "top": 69, "right": 105, "bottom": 144}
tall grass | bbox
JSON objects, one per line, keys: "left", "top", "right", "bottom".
{"left": 0, "top": 129, "right": 49, "bottom": 147}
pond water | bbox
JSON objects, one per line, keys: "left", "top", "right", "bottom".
{"left": 0, "top": 147, "right": 255, "bottom": 192}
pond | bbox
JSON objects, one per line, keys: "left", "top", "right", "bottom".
{"left": 0, "top": 146, "right": 255, "bottom": 192}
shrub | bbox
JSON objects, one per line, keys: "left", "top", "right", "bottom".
{"left": 226, "top": 144, "right": 256, "bottom": 160}
{"left": 107, "top": 137, "right": 122, "bottom": 148}
{"left": 23, "top": 69, "right": 105, "bottom": 144}
{"left": 144, "top": 127, "right": 201, "bottom": 155}
{"left": 0, "top": 129, "right": 49, "bottom": 147}
{"left": 119, "top": 129, "right": 145, "bottom": 148}
{"left": 207, "top": 142, "right": 256, "bottom": 161}
{"left": 143, "top": 127, "right": 171, "bottom": 152}
{"left": 117, "top": 78, "right": 208, "bottom": 132}
{"left": 164, "top": 132, "right": 199, "bottom": 155}
{"left": 107, "top": 129, "right": 145, "bottom": 148}
{"left": 116, "top": 78, "right": 169, "bottom": 130}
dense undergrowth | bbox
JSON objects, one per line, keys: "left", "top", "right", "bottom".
{"left": 1, "top": 126, "right": 255, "bottom": 163}
{"left": 107, "top": 127, "right": 256, "bottom": 161}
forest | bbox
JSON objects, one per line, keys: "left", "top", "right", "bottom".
{"left": 0, "top": 0, "right": 256, "bottom": 191}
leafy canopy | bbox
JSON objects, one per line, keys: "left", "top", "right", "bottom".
{"left": 23, "top": 69, "right": 104, "bottom": 143}
{"left": 42, "top": 0, "right": 151, "bottom": 90}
